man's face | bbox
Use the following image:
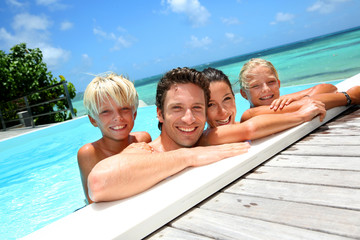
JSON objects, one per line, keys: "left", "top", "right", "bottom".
{"left": 157, "top": 83, "right": 207, "bottom": 149}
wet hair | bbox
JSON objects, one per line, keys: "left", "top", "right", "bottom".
{"left": 83, "top": 73, "right": 138, "bottom": 121}
{"left": 156, "top": 67, "right": 210, "bottom": 130}
{"left": 202, "top": 67, "right": 234, "bottom": 96}
{"left": 239, "top": 58, "right": 279, "bottom": 90}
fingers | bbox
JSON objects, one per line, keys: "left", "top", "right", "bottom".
{"left": 271, "top": 98, "right": 293, "bottom": 111}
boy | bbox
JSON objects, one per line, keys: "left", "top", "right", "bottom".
{"left": 239, "top": 58, "right": 360, "bottom": 121}
{"left": 77, "top": 73, "right": 151, "bottom": 204}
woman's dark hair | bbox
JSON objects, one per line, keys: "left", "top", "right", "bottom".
{"left": 202, "top": 67, "right": 234, "bottom": 96}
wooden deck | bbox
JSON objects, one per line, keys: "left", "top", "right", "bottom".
{"left": 146, "top": 105, "right": 360, "bottom": 240}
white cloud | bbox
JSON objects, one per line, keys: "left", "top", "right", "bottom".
{"left": 270, "top": 12, "right": 295, "bottom": 25}
{"left": 166, "top": 0, "right": 210, "bottom": 27}
{"left": 0, "top": 13, "right": 70, "bottom": 69}
{"left": 307, "top": 0, "right": 350, "bottom": 14}
{"left": 13, "top": 13, "right": 52, "bottom": 31}
{"left": 187, "top": 35, "right": 212, "bottom": 49}
{"left": 60, "top": 21, "right": 73, "bottom": 31}
{"left": 93, "top": 26, "right": 136, "bottom": 51}
{"left": 225, "top": 32, "right": 243, "bottom": 43}
{"left": 221, "top": 17, "right": 240, "bottom": 25}
{"left": 6, "top": 0, "right": 25, "bottom": 8}
{"left": 36, "top": 0, "right": 68, "bottom": 10}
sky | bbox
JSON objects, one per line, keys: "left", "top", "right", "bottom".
{"left": 1, "top": 0, "right": 360, "bottom": 92}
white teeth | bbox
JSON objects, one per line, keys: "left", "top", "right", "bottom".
{"left": 260, "top": 95, "right": 273, "bottom": 100}
{"left": 178, "top": 127, "right": 195, "bottom": 132}
{"left": 217, "top": 116, "right": 230, "bottom": 124}
{"left": 112, "top": 125, "right": 125, "bottom": 130}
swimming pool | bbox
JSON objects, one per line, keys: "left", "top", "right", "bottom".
{"left": 0, "top": 81, "right": 340, "bottom": 239}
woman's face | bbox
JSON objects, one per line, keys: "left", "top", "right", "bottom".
{"left": 207, "top": 81, "right": 236, "bottom": 128}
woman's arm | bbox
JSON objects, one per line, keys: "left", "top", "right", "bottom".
{"left": 200, "top": 99, "right": 326, "bottom": 146}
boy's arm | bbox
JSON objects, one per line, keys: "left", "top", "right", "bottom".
{"left": 77, "top": 144, "right": 99, "bottom": 204}
{"left": 271, "top": 83, "right": 337, "bottom": 110}
{"left": 200, "top": 99, "right": 326, "bottom": 146}
{"left": 87, "top": 143, "right": 250, "bottom": 202}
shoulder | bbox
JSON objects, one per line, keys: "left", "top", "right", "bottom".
{"left": 131, "top": 131, "right": 152, "bottom": 143}
{"left": 77, "top": 143, "right": 99, "bottom": 167}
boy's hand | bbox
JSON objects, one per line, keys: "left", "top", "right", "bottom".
{"left": 123, "top": 142, "right": 155, "bottom": 154}
{"left": 297, "top": 98, "right": 326, "bottom": 122}
{"left": 270, "top": 96, "right": 295, "bottom": 111}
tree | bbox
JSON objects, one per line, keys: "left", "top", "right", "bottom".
{"left": 0, "top": 43, "right": 77, "bottom": 128}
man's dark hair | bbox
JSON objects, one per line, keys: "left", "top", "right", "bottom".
{"left": 156, "top": 67, "right": 210, "bottom": 130}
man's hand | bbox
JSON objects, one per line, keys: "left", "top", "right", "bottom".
{"left": 186, "top": 142, "right": 251, "bottom": 167}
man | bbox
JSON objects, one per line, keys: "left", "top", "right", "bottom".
{"left": 87, "top": 67, "right": 250, "bottom": 202}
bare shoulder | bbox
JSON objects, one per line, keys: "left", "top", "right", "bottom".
{"left": 77, "top": 143, "right": 99, "bottom": 167}
{"left": 131, "top": 131, "right": 152, "bottom": 143}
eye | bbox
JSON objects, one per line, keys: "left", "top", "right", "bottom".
{"left": 250, "top": 85, "right": 259, "bottom": 89}
{"left": 193, "top": 105, "right": 204, "bottom": 111}
{"left": 268, "top": 80, "right": 276, "bottom": 85}
{"left": 208, "top": 102, "right": 215, "bottom": 108}
{"left": 224, "top": 96, "right": 232, "bottom": 101}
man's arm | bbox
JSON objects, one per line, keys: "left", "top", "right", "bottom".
{"left": 88, "top": 142, "right": 250, "bottom": 202}
{"left": 200, "top": 99, "right": 326, "bottom": 146}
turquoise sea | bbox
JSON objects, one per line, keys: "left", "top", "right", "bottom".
{"left": 73, "top": 26, "right": 360, "bottom": 116}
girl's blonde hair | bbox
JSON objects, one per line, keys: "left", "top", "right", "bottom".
{"left": 83, "top": 73, "right": 139, "bottom": 120}
{"left": 239, "top": 58, "right": 279, "bottom": 90}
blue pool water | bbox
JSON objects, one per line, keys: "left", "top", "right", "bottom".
{"left": 2, "top": 26, "right": 358, "bottom": 239}
{"left": 0, "top": 80, "right": 342, "bottom": 239}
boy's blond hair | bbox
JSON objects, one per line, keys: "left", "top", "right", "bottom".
{"left": 84, "top": 73, "right": 139, "bottom": 120}
{"left": 239, "top": 58, "right": 279, "bottom": 90}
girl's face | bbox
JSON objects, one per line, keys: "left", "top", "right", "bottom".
{"left": 240, "top": 65, "right": 280, "bottom": 107}
{"left": 207, "top": 81, "right": 236, "bottom": 128}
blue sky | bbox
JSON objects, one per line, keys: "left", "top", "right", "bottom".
{"left": 1, "top": 0, "right": 359, "bottom": 92}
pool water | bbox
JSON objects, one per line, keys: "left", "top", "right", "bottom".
{"left": 0, "top": 80, "right": 341, "bottom": 239}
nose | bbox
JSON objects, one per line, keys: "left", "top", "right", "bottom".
{"left": 218, "top": 104, "right": 228, "bottom": 116}
{"left": 181, "top": 109, "right": 196, "bottom": 124}
{"left": 261, "top": 83, "right": 271, "bottom": 92}
{"left": 113, "top": 110, "right": 124, "bottom": 121}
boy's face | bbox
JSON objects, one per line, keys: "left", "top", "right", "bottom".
{"left": 157, "top": 83, "right": 206, "bottom": 149}
{"left": 240, "top": 65, "right": 281, "bottom": 107}
{"left": 90, "top": 97, "right": 136, "bottom": 141}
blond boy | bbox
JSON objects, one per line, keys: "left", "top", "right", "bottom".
{"left": 77, "top": 73, "right": 151, "bottom": 204}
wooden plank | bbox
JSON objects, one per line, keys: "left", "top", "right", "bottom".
{"left": 200, "top": 193, "right": 360, "bottom": 239}
{"left": 281, "top": 145, "right": 360, "bottom": 156}
{"left": 146, "top": 227, "right": 213, "bottom": 240}
{"left": 264, "top": 155, "right": 360, "bottom": 171}
{"left": 148, "top": 208, "right": 351, "bottom": 240}
{"left": 246, "top": 166, "right": 360, "bottom": 188}
{"left": 297, "top": 135, "right": 360, "bottom": 145}
{"left": 225, "top": 179, "right": 360, "bottom": 210}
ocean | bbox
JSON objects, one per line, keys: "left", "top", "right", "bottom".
{"left": 73, "top": 26, "right": 360, "bottom": 116}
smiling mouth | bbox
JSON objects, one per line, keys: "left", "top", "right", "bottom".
{"left": 111, "top": 125, "right": 126, "bottom": 130}
{"left": 259, "top": 95, "right": 274, "bottom": 101}
{"left": 177, "top": 127, "right": 197, "bottom": 132}
{"left": 216, "top": 116, "right": 231, "bottom": 126}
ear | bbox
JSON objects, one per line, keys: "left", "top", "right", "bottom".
{"left": 156, "top": 107, "right": 164, "bottom": 123}
{"left": 240, "top": 89, "right": 248, "bottom": 100}
{"left": 277, "top": 79, "right": 281, "bottom": 88}
{"left": 88, "top": 115, "right": 98, "bottom": 127}
{"left": 133, "top": 110, "right": 137, "bottom": 120}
